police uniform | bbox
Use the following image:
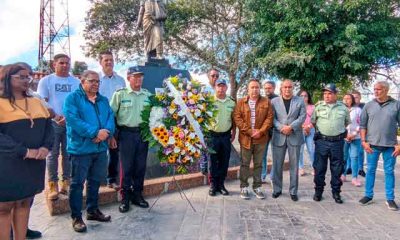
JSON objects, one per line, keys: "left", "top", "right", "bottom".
{"left": 110, "top": 79, "right": 151, "bottom": 211}
{"left": 208, "top": 88, "right": 235, "bottom": 196}
{"left": 311, "top": 84, "right": 350, "bottom": 203}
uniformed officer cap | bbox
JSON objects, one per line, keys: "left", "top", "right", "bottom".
{"left": 322, "top": 83, "right": 338, "bottom": 93}
{"left": 215, "top": 79, "right": 227, "bottom": 86}
{"left": 127, "top": 66, "right": 144, "bottom": 76}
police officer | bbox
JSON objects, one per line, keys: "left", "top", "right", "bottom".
{"left": 110, "top": 67, "right": 151, "bottom": 213}
{"left": 208, "top": 79, "right": 236, "bottom": 196}
{"left": 311, "top": 83, "right": 350, "bottom": 204}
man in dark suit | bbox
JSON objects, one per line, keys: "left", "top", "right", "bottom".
{"left": 271, "top": 79, "right": 306, "bottom": 201}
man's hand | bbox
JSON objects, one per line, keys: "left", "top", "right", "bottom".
{"left": 281, "top": 125, "right": 293, "bottom": 135}
{"left": 97, "top": 129, "right": 110, "bottom": 141}
{"left": 362, "top": 141, "right": 373, "bottom": 154}
{"left": 303, "top": 125, "right": 311, "bottom": 136}
{"left": 108, "top": 137, "right": 118, "bottom": 149}
{"left": 392, "top": 145, "right": 400, "bottom": 157}
{"left": 92, "top": 137, "right": 101, "bottom": 144}
{"left": 35, "top": 147, "right": 49, "bottom": 160}
{"left": 54, "top": 115, "right": 66, "bottom": 126}
{"left": 25, "top": 149, "right": 39, "bottom": 159}
{"left": 251, "top": 129, "right": 261, "bottom": 139}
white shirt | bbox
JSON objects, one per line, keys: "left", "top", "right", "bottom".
{"left": 248, "top": 99, "right": 256, "bottom": 129}
{"left": 37, "top": 74, "right": 80, "bottom": 115}
{"left": 99, "top": 71, "right": 126, "bottom": 101}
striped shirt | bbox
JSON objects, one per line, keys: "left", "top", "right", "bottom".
{"left": 248, "top": 99, "right": 256, "bottom": 129}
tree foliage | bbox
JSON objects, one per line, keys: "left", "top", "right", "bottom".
{"left": 71, "top": 61, "right": 88, "bottom": 76}
{"left": 247, "top": 0, "right": 400, "bottom": 91}
{"left": 84, "top": 0, "right": 263, "bottom": 98}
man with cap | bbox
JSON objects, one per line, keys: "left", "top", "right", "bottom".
{"left": 311, "top": 83, "right": 350, "bottom": 204}
{"left": 110, "top": 67, "right": 151, "bottom": 213}
{"left": 208, "top": 79, "right": 236, "bottom": 196}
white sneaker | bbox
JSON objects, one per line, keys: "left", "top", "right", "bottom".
{"left": 254, "top": 187, "right": 266, "bottom": 199}
{"left": 240, "top": 187, "right": 250, "bottom": 199}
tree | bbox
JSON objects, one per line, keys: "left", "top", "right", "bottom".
{"left": 84, "top": 0, "right": 264, "bottom": 99}
{"left": 247, "top": 0, "right": 400, "bottom": 92}
{"left": 71, "top": 61, "right": 88, "bottom": 76}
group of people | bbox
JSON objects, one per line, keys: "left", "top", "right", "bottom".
{"left": 0, "top": 56, "right": 399, "bottom": 239}
{"left": 206, "top": 71, "right": 400, "bottom": 210}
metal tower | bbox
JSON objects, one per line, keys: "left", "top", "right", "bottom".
{"left": 38, "top": 0, "right": 71, "bottom": 72}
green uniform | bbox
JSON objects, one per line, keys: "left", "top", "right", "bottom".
{"left": 210, "top": 96, "right": 236, "bottom": 133}
{"left": 311, "top": 101, "right": 350, "bottom": 136}
{"left": 110, "top": 85, "right": 151, "bottom": 127}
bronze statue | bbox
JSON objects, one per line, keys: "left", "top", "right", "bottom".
{"left": 137, "top": 0, "right": 167, "bottom": 60}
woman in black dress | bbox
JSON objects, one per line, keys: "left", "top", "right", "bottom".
{"left": 0, "top": 64, "right": 53, "bottom": 240}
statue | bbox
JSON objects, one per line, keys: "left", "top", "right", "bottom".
{"left": 137, "top": 0, "right": 167, "bottom": 60}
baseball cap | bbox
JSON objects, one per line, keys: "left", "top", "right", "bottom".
{"left": 127, "top": 66, "right": 144, "bottom": 75}
{"left": 215, "top": 79, "right": 227, "bottom": 85}
{"left": 322, "top": 83, "right": 337, "bottom": 93}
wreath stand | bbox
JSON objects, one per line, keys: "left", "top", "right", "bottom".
{"left": 148, "top": 168, "right": 197, "bottom": 212}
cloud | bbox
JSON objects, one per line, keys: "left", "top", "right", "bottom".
{"left": 0, "top": 0, "right": 96, "bottom": 68}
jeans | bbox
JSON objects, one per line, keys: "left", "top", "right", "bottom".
{"left": 343, "top": 139, "right": 361, "bottom": 178}
{"left": 240, "top": 144, "right": 266, "bottom": 189}
{"left": 358, "top": 147, "right": 365, "bottom": 171}
{"left": 47, "top": 122, "right": 70, "bottom": 182}
{"left": 69, "top": 152, "right": 107, "bottom": 218}
{"left": 299, "top": 128, "right": 315, "bottom": 169}
{"left": 313, "top": 139, "right": 344, "bottom": 194}
{"left": 364, "top": 146, "right": 396, "bottom": 200}
{"left": 261, "top": 141, "right": 272, "bottom": 180}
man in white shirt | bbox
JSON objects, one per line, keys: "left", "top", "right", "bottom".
{"left": 98, "top": 50, "right": 126, "bottom": 190}
{"left": 37, "top": 54, "right": 80, "bottom": 200}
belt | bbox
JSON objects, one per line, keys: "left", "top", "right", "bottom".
{"left": 118, "top": 126, "right": 140, "bottom": 133}
{"left": 210, "top": 130, "right": 231, "bottom": 137}
{"left": 319, "top": 133, "right": 345, "bottom": 142}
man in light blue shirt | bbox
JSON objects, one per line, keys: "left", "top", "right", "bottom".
{"left": 98, "top": 51, "right": 126, "bottom": 190}
{"left": 37, "top": 53, "right": 80, "bottom": 200}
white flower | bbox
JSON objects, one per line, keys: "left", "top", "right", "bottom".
{"left": 168, "top": 136, "right": 175, "bottom": 145}
{"left": 194, "top": 109, "right": 201, "bottom": 117}
{"left": 168, "top": 107, "right": 176, "bottom": 114}
{"left": 174, "top": 147, "right": 181, "bottom": 153}
{"left": 206, "top": 111, "right": 213, "bottom": 117}
{"left": 197, "top": 104, "right": 204, "bottom": 110}
{"left": 149, "top": 107, "right": 164, "bottom": 129}
{"left": 189, "top": 132, "right": 196, "bottom": 139}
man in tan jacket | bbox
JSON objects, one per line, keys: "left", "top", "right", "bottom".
{"left": 234, "top": 79, "right": 274, "bottom": 199}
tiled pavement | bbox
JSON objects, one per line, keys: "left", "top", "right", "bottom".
{"left": 30, "top": 162, "right": 400, "bottom": 240}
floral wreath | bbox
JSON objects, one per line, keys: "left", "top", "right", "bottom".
{"left": 140, "top": 75, "right": 217, "bottom": 174}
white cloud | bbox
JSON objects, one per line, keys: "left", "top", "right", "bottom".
{"left": 0, "top": 0, "right": 96, "bottom": 68}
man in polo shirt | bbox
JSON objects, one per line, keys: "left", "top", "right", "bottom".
{"left": 358, "top": 81, "right": 400, "bottom": 210}
{"left": 110, "top": 67, "right": 151, "bottom": 213}
{"left": 98, "top": 50, "right": 126, "bottom": 190}
{"left": 208, "top": 79, "right": 236, "bottom": 196}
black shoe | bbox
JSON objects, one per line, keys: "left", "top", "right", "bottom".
{"left": 313, "top": 193, "right": 322, "bottom": 202}
{"left": 87, "top": 209, "right": 111, "bottom": 222}
{"left": 119, "top": 199, "right": 130, "bottom": 213}
{"left": 346, "top": 168, "right": 352, "bottom": 175}
{"left": 386, "top": 200, "right": 399, "bottom": 211}
{"left": 272, "top": 192, "right": 281, "bottom": 199}
{"left": 72, "top": 217, "right": 87, "bottom": 233}
{"left": 209, "top": 187, "right": 217, "bottom": 196}
{"left": 359, "top": 196, "right": 373, "bottom": 206}
{"left": 358, "top": 170, "right": 366, "bottom": 177}
{"left": 26, "top": 228, "right": 42, "bottom": 239}
{"left": 290, "top": 194, "right": 298, "bottom": 202}
{"left": 333, "top": 193, "right": 343, "bottom": 204}
{"left": 218, "top": 185, "right": 229, "bottom": 196}
{"left": 131, "top": 195, "right": 149, "bottom": 208}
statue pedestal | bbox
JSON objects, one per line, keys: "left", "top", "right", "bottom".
{"left": 129, "top": 58, "right": 191, "bottom": 94}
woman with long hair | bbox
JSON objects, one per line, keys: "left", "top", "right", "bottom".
{"left": 341, "top": 93, "right": 362, "bottom": 186}
{"left": 0, "top": 64, "right": 53, "bottom": 240}
{"left": 297, "top": 90, "right": 315, "bottom": 176}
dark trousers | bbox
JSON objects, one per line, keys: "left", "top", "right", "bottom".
{"left": 313, "top": 139, "right": 344, "bottom": 194}
{"left": 119, "top": 130, "right": 148, "bottom": 199}
{"left": 209, "top": 132, "right": 231, "bottom": 188}
{"left": 69, "top": 152, "right": 107, "bottom": 218}
{"left": 107, "top": 147, "right": 119, "bottom": 184}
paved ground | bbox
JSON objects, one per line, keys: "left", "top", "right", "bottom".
{"left": 30, "top": 160, "right": 400, "bottom": 240}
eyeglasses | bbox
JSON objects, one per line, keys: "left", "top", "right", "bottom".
{"left": 86, "top": 79, "right": 100, "bottom": 84}
{"left": 210, "top": 74, "right": 219, "bottom": 78}
{"left": 11, "top": 75, "right": 32, "bottom": 81}
{"left": 300, "top": 95, "right": 308, "bottom": 98}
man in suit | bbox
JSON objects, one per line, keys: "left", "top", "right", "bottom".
{"left": 271, "top": 79, "right": 306, "bottom": 201}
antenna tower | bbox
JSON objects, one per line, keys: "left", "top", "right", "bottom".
{"left": 38, "top": 0, "right": 70, "bottom": 72}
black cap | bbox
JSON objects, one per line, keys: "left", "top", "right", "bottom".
{"left": 127, "top": 66, "right": 144, "bottom": 75}
{"left": 322, "top": 83, "right": 337, "bottom": 93}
